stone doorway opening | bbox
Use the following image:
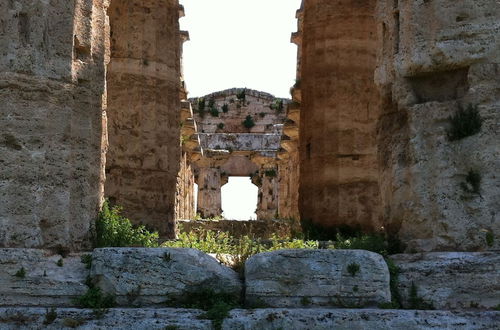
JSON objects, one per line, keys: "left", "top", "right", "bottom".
{"left": 221, "top": 177, "right": 258, "bottom": 220}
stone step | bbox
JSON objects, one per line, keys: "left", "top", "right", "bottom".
{"left": 0, "top": 308, "right": 498, "bottom": 330}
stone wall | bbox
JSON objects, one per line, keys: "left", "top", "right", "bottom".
{"left": 104, "top": 0, "right": 183, "bottom": 238}
{"left": 0, "top": 0, "right": 108, "bottom": 249}
{"left": 376, "top": 0, "right": 500, "bottom": 251}
{"left": 297, "top": 0, "right": 382, "bottom": 232}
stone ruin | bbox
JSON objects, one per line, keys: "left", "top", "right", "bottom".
{"left": 0, "top": 0, "right": 499, "bottom": 328}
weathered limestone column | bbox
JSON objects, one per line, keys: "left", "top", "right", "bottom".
{"left": 297, "top": 0, "right": 381, "bottom": 232}
{"left": 196, "top": 167, "right": 223, "bottom": 219}
{"left": 0, "top": 0, "right": 108, "bottom": 249}
{"left": 252, "top": 157, "right": 279, "bottom": 220}
{"left": 105, "top": 0, "right": 182, "bottom": 238}
{"left": 375, "top": 0, "right": 500, "bottom": 251}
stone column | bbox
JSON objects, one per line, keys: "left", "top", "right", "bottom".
{"left": 104, "top": 0, "right": 182, "bottom": 238}
{"left": 0, "top": 0, "right": 108, "bottom": 250}
{"left": 253, "top": 162, "right": 279, "bottom": 221}
{"left": 297, "top": 0, "right": 381, "bottom": 232}
{"left": 196, "top": 167, "right": 222, "bottom": 219}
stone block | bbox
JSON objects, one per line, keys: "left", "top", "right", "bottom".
{"left": 391, "top": 252, "right": 500, "bottom": 310}
{"left": 0, "top": 249, "right": 89, "bottom": 307}
{"left": 91, "top": 248, "right": 242, "bottom": 306}
{"left": 244, "top": 249, "right": 391, "bottom": 308}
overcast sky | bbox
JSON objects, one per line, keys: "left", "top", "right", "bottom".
{"left": 181, "top": 0, "right": 301, "bottom": 219}
{"left": 180, "top": 0, "right": 301, "bottom": 99}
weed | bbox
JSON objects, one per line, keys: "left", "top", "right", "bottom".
{"left": 217, "top": 123, "right": 225, "bottom": 130}
{"left": 198, "top": 98, "right": 206, "bottom": 117}
{"left": 385, "top": 258, "right": 402, "bottom": 309}
{"left": 43, "top": 308, "right": 57, "bottom": 325}
{"left": 460, "top": 169, "right": 481, "bottom": 195}
{"left": 486, "top": 230, "right": 494, "bottom": 247}
{"left": 347, "top": 263, "right": 360, "bottom": 276}
{"left": 163, "top": 252, "right": 172, "bottom": 262}
{"left": 259, "top": 112, "right": 266, "bottom": 118}
{"left": 56, "top": 258, "right": 64, "bottom": 267}
{"left": 447, "top": 104, "right": 482, "bottom": 141}
{"left": 14, "top": 267, "right": 26, "bottom": 278}
{"left": 264, "top": 169, "right": 277, "bottom": 177}
{"left": 210, "top": 107, "right": 219, "bottom": 117}
{"left": 208, "top": 98, "right": 215, "bottom": 108}
{"left": 95, "top": 201, "right": 159, "bottom": 248}
{"left": 470, "top": 301, "right": 479, "bottom": 308}
{"left": 63, "top": 318, "right": 85, "bottom": 328}
{"left": 236, "top": 89, "right": 246, "bottom": 101}
{"left": 409, "top": 282, "right": 434, "bottom": 310}
{"left": 352, "top": 285, "right": 359, "bottom": 292}
{"left": 242, "top": 115, "right": 255, "bottom": 129}
{"left": 222, "top": 104, "right": 229, "bottom": 113}
{"left": 270, "top": 99, "right": 284, "bottom": 112}
{"left": 81, "top": 254, "right": 92, "bottom": 269}
{"left": 300, "top": 296, "right": 311, "bottom": 306}
{"left": 74, "top": 286, "right": 116, "bottom": 309}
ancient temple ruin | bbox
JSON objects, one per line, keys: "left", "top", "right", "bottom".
{"left": 0, "top": 0, "right": 499, "bottom": 327}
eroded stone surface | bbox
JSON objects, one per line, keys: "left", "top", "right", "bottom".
{"left": 223, "top": 309, "right": 500, "bottom": 330}
{"left": 391, "top": 252, "right": 500, "bottom": 310}
{"left": 0, "top": 308, "right": 212, "bottom": 330}
{"left": 91, "top": 248, "right": 242, "bottom": 306}
{"left": 245, "top": 249, "right": 390, "bottom": 308}
{"left": 376, "top": 0, "right": 500, "bottom": 251}
{"left": 0, "top": 0, "right": 108, "bottom": 250}
{"left": 0, "top": 249, "right": 89, "bottom": 307}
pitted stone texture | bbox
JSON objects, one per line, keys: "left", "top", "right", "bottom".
{"left": 245, "top": 249, "right": 390, "bottom": 308}
{"left": 391, "top": 252, "right": 500, "bottom": 310}
{"left": 91, "top": 248, "right": 242, "bottom": 306}
{"left": 0, "top": 308, "right": 212, "bottom": 330}
{"left": 223, "top": 309, "right": 500, "bottom": 330}
{"left": 0, "top": 249, "right": 89, "bottom": 307}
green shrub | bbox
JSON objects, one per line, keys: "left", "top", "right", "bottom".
{"left": 242, "top": 115, "right": 255, "bottom": 129}
{"left": 74, "top": 287, "right": 116, "bottom": 309}
{"left": 236, "top": 89, "right": 246, "bottom": 101}
{"left": 447, "top": 104, "right": 482, "bottom": 141}
{"left": 264, "top": 169, "right": 277, "bottom": 177}
{"left": 43, "top": 308, "right": 57, "bottom": 325}
{"left": 14, "top": 267, "right": 26, "bottom": 278}
{"left": 208, "top": 98, "right": 215, "bottom": 108}
{"left": 347, "top": 263, "right": 360, "bottom": 276}
{"left": 222, "top": 104, "right": 229, "bottom": 113}
{"left": 259, "top": 112, "right": 266, "bottom": 118}
{"left": 56, "top": 258, "right": 64, "bottom": 267}
{"left": 210, "top": 107, "right": 219, "bottom": 117}
{"left": 95, "top": 201, "right": 159, "bottom": 248}
{"left": 217, "top": 123, "right": 225, "bottom": 130}
{"left": 81, "top": 254, "right": 92, "bottom": 269}
{"left": 270, "top": 99, "right": 284, "bottom": 112}
{"left": 460, "top": 169, "right": 481, "bottom": 195}
{"left": 197, "top": 98, "right": 206, "bottom": 118}
{"left": 486, "top": 230, "right": 494, "bottom": 247}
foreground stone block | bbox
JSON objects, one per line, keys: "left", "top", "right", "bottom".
{"left": 91, "top": 248, "right": 242, "bottom": 306}
{"left": 391, "top": 252, "right": 500, "bottom": 310}
{"left": 223, "top": 309, "right": 500, "bottom": 330}
{"left": 0, "top": 249, "right": 89, "bottom": 307}
{"left": 245, "top": 250, "right": 390, "bottom": 308}
{"left": 0, "top": 308, "right": 212, "bottom": 330}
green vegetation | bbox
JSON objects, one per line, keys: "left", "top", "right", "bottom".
{"left": 460, "top": 169, "right": 481, "bottom": 195}
{"left": 270, "top": 99, "right": 284, "bottom": 112}
{"left": 14, "top": 267, "right": 26, "bottom": 278}
{"left": 447, "top": 104, "right": 482, "bottom": 141}
{"left": 217, "top": 123, "right": 225, "bottom": 130}
{"left": 259, "top": 112, "right": 266, "bottom": 118}
{"left": 300, "top": 297, "right": 311, "bottom": 306}
{"left": 347, "top": 263, "right": 360, "bottom": 276}
{"left": 74, "top": 286, "right": 116, "bottom": 309}
{"left": 210, "top": 107, "right": 219, "bottom": 117}
{"left": 43, "top": 308, "right": 57, "bottom": 325}
{"left": 236, "top": 89, "right": 246, "bottom": 102}
{"left": 167, "top": 289, "right": 238, "bottom": 330}
{"left": 409, "top": 282, "right": 434, "bottom": 310}
{"left": 264, "top": 169, "right": 277, "bottom": 177}
{"left": 486, "top": 230, "right": 494, "bottom": 247}
{"left": 242, "top": 115, "right": 255, "bottom": 129}
{"left": 208, "top": 98, "right": 215, "bottom": 108}
{"left": 95, "top": 201, "right": 159, "bottom": 248}
{"left": 81, "top": 254, "right": 92, "bottom": 269}
{"left": 222, "top": 104, "right": 229, "bottom": 113}
{"left": 56, "top": 258, "right": 64, "bottom": 267}
{"left": 197, "top": 98, "right": 206, "bottom": 118}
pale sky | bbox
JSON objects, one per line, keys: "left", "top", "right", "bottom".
{"left": 180, "top": 0, "right": 301, "bottom": 98}
{"left": 181, "top": 0, "right": 301, "bottom": 219}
